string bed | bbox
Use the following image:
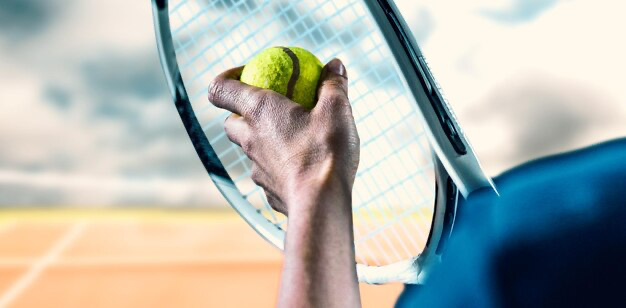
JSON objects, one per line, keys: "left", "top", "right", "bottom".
{"left": 169, "top": 0, "right": 435, "bottom": 266}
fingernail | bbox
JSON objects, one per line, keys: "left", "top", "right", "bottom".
{"left": 327, "top": 58, "right": 347, "bottom": 78}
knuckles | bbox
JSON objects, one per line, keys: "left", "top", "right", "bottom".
{"left": 320, "top": 79, "right": 347, "bottom": 92}
{"left": 320, "top": 79, "right": 348, "bottom": 98}
{"left": 317, "top": 94, "right": 350, "bottom": 116}
{"left": 207, "top": 77, "right": 225, "bottom": 104}
{"left": 245, "top": 90, "right": 273, "bottom": 120}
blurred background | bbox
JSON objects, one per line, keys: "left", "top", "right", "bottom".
{"left": 1, "top": 0, "right": 625, "bottom": 207}
{"left": 0, "top": 0, "right": 624, "bottom": 307}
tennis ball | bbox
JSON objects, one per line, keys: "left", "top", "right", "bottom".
{"left": 240, "top": 47, "right": 323, "bottom": 109}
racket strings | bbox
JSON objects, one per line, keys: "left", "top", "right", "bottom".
{"left": 169, "top": 0, "right": 436, "bottom": 266}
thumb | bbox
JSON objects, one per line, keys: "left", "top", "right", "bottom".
{"left": 315, "top": 58, "right": 349, "bottom": 111}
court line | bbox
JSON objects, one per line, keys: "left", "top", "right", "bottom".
{"left": 0, "top": 222, "right": 87, "bottom": 308}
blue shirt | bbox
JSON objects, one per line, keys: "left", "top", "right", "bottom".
{"left": 397, "top": 138, "right": 626, "bottom": 307}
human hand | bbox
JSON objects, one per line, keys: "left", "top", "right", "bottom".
{"left": 208, "top": 59, "right": 359, "bottom": 215}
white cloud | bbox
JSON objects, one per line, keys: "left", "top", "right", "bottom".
{"left": 404, "top": 0, "right": 626, "bottom": 174}
{"left": 0, "top": 169, "right": 226, "bottom": 207}
{"left": 0, "top": 0, "right": 226, "bottom": 206}
{"left": 1, "top": 0, "right": 624, "bottom": 206}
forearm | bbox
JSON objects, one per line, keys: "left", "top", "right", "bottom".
{"left": 278, "top": 177, "right": 361, "bottom": 308}
{"left": 208, "top": 59, "right": 360, "bottom": 307}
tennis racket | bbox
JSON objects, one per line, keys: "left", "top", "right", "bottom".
{"left": 152, "top": 0, "right": 496, "bottom": 284}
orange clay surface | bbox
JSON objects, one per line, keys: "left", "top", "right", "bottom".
{"left": 0, "top": 209, "right": 403, "bottom": 308}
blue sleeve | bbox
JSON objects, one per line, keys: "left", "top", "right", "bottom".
{"left": 396, "top": 138, "right": 626, "bottom": 308}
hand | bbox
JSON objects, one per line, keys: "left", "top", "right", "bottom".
{"left": 209, "top": 58, "right": 361, "bottom": 308}
{"left": 208, "top": 59, "right": 360, "bottom": 215}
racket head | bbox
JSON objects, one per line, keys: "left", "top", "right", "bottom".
{"left": 152, "top": 0, "right": 494, "bottom": 284}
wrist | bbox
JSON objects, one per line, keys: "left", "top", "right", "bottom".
{"left": 285, "top": 172, "right": 352, "bottom": 214}
{"left": 279, "top": 174, "right": 360, "bottom": 308}
{"left": 285, "top": 155, "right": 353, "bottom": 204}
{"left": 284, "top": 177, "right": 353, "bottom": 244}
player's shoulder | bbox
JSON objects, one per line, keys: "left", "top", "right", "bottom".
{"left": 396, "top": 138, "right": 626, "bottom": 308}
{"left": 496, "top": 137, "right": 626, "bottom": 192}
{"left": 489, "top": 137, "right": 626, "bottom": 237}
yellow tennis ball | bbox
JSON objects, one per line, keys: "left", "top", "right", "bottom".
{"left": 240, "top": 47, "right": 323, "bottom": 109}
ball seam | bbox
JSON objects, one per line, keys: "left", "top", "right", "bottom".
{"left": 279, "top": 47, "right": 300, "bottom": 100}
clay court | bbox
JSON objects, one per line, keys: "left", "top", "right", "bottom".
{"left": 0, "top": 210, "right": 402, "bottom": 307}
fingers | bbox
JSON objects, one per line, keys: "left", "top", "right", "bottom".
{"left": 251, "top": 166, "right": 287, "bottom": 214}
{"left": 224, "top": 114, "right": 250, "bottom": 148}
{"left": 265, "top": 191, "right": 287, "bottom": 215}
{"left": 208, "top": 66, "right": 271, "bottom": 118}
{"left": 315, "top": 58, "right": 349, "bottom": 112}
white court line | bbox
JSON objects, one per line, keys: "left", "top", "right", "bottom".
{"left": 0, "top": 222, "right": 87, "bottom": 308}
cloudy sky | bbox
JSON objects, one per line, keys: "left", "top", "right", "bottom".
{"left": 0, "top": 0, "right": 624, "bottom": 207}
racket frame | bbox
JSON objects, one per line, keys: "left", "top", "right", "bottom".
{"left": 151, "top": 0, "right": 495, "bottom": 284}
{"left": 152, "top": 0, "right": 286, "bottom": 250}
{"left": 365, "top": 0, "right": 495, "bottom": 197}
